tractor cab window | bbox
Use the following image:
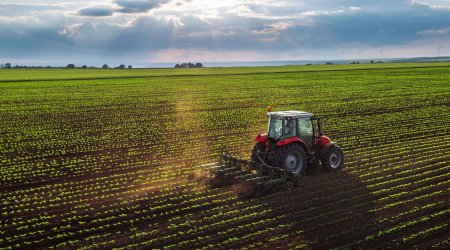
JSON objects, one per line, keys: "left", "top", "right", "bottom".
{"left": 298, "top": 118, "right": 313, "bottom": 135}
{"left": 268, "top": 119, "right": 283, "bottom": 138}
{"left": 269, "top": 118, "right": 297, "bottom": 138}
{"left": 298, "top": 118, "right": 313, "bottom": 136}
{"left": 282, "top": 119, "right": 296, "bottom": 137}
{"left": 298, "top": 118, "right": 313, "bottom": 147}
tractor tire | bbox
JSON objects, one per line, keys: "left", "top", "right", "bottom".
{"left": 322, "top": 145, "right": 344, "bottom": 172}
{"left": 251, "top": 142, "right": 266, "bottom": 164}
{"left": 273, "top": 143, "right": 307, "bottom": 176}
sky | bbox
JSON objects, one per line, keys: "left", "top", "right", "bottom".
{"left": 1, "top": 0, "right": 450, "bottom": 66}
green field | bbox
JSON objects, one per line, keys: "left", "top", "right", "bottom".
{"left": 1, "top": 63, "right": 450, "bottom": 249}
{"left": 1, "top": 62, "right": 450, "bottom": 81}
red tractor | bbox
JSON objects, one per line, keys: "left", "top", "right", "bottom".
{"left": 251, "top": 110, "right": 344, "bottom": 175}
{"left": 195, "top": 110, "right": 344, "bottom": 196}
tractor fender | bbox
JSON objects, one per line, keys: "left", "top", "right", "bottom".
{"left": 320, "top": 135, "right": 331, "bottom": 146}
{"left": 255, "top": 133, "right": 268, "bottom": 143}
{"left": 277, "top": 137, "right": 308, "bottom": 152}
{"left": 320, "top": 142, "right": 337, "bottom": 159}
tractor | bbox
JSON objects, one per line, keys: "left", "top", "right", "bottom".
{"left": 193, "top": 110, "right": 344, "bottom": 196}
{"left": 251, "top": 110, "right": 344, "bottom": 175}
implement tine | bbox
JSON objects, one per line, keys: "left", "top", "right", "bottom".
{"left": 200, "top": 162, "right": 219, "bottom": 167}
{"left": 194, "top": 153, "right": 302, "bottom": 197}
{"left": 235, "top": 173, "right": 256, "bottom": 181}
{"left": 202, "top": 164, "right": 225, "bottom": 171}
{"left": 246, "top": 175, "right": 272, "bottom": 183}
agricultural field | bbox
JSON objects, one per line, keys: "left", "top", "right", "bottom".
{"left": 1, "top": 62, "right": 450, "bottom": 249}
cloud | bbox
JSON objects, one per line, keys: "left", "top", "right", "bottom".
{"left": 261, "top": 37, "right": 276, "bottom": 43}
{"left": 418, "top": 26, "right": 450, "bottom": 35}
{"left": 0, "top": 3, "right": 63, "bottom": 17}
{"left": 78, "top": 5, "right": 115, "bottom": 17}
{"left": 0, "top": 14, "right": 73, "bottom": 58}
{"left": 1, "top": 0, "right": 450, "bottom": 65}
{"left": 252, "top": 21, "right": 296, "bottom": 35}
{"left": 114, "top": 0, "right": 170, "bottom": 13}
{"left": 414, "top": 0, "right": 450, "bottom": 9}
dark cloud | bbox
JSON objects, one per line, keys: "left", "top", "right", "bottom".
{"left": 114, "top": 0, "right": 170, "bottom": 13}
{"left": 287, "top": 1, "right": 450, "bottom": 48}
{"left": 0, "top": 19, "right": 73, "bottom": 58}
{"left": 78, "top": 6, "right": 115, "bottom": 17}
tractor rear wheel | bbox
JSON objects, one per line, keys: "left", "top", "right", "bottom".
{"left": 251, "top": 142, "right": 266, "bottom": 164}
{"left": 273, "top": 143, "right": 306, "bottom": 176}
{"left": 322, "top": 145, "right": 344, "bottom": 172}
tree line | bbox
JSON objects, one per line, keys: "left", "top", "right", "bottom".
{"left": 67, "top": 64, "right": 133, "bottom": 69}
{"left": 1, "top": 63, "right": 133, "bottom": 69}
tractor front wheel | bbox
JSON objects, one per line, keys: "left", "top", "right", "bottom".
{"left": 273, "top": 143, "right": 306, "bottom": 176}
{"left": 322, "top": 145, "right": 344, "bottom": 172}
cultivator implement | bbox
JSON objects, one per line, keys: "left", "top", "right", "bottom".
{"left": 189, "top": 109, "right": 344, "bottom": 197}
{"left": 192, "top": 153, "right": 301, "bottom": 197}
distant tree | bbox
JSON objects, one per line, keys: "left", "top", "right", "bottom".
{"left": 4, "top": 63, "right": 11, "bottom": 69}
{"left": 128, "top": 65, "right": 132, "bottom": 69}
{"left": 325, "top": 62, "right": 333, "bottom": 65}
{"left": 370, "top": 60, "right": 375, "bottom": 64}
{"left": 81, "top": 65, "right": 87, "bottom": 69}
{"left": 102, "top": 64, "right": 109, "bottom": 69}
{"left": 117, "top": 64, "right": 126, "bottom": 69}
{"left": 175, "top": 62, "right": 204, "bottom": 68}
{"left": 67, "top": 64, "right": 75, "bottom": 68}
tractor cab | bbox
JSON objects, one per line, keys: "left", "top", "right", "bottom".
{"left": 267, "top": 110, "right": 315, "bottom": 149}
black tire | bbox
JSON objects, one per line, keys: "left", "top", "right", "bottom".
{"left": 251, "top": 142, "right": 266, "bottom": 163}
{"left": 273, "top": 143, "right": 307, "bottom": 176}
{"left": 322, "top": 145, "right": 344, "bottom": 172}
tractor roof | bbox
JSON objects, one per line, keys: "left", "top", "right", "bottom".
{"left": 268, "top": 110, "right": 313, "bottom": 119}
